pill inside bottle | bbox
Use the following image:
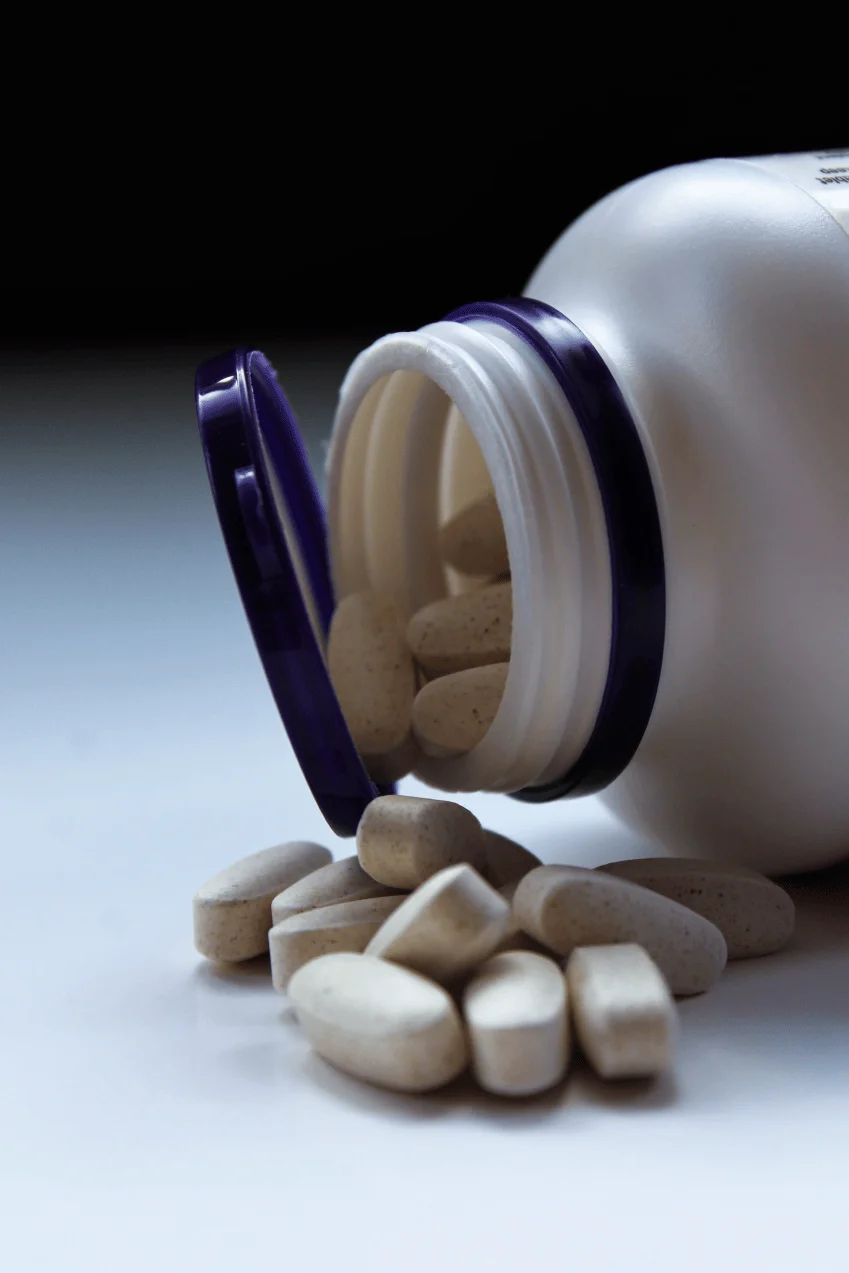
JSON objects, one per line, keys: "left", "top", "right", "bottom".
{"left": 325, "top": 337, "right": 612, "bottom": 800}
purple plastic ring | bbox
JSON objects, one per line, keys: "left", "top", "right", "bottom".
{"left": 195, "top": 349, "right": 382, "bottom": 837}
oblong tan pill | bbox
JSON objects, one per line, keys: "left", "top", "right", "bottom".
{"left": 193, "top": 841, "right": 332, "bottom": 963}
{"left": 412, "top": 662, "right": 509, "bottom": 757}
{"left": 463, "top": 951, "right": 570, "bottom": 1096}
{"left": 327, "top": 591, "right": 417, "bottom": 783}
{"left": 439, "top": 492, "right": 509, "bottom": 577}
{"left": 566, "top": 944, "right": 677, "bottom": 1079}
{"left": 598, "top": 858, "right": 795, "bottom": 960}
{"left": 406, "top": 583, "right": 512, "bottom": 676}
{"left": 513, "top": 865, "right": 727, "bottom": 996}
{"left": 289, "top": 952, "right": 468, "bottom": 1093}
{"left": 269, "top": 895, "right": 405, "bottom": 991}
{"left": 366, "top": 863, "right": 511, "bottom": 984}
{"left": 481, "top": 830, "right": 542, "bottom": 889}
{"left": 357, "top": 794, "right": 485, "bottom": 888}
{"left": 271, "top": 856, "right": 404, "bottom": 927}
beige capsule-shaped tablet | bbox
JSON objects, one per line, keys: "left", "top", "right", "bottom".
{"left": 463, "top": 951, "right": 570, "bottom": 1096}
{"left": 439, "top": 492, "right": 509, "bottom": 578}
{"left": 366, "top": 863, "right": 511, "bottom": 984}
{"left": 193, "top": 841, "right": 332, "bottom": 963}
{"left": 513, "top": 865, "right": 727, "bottom": 996}
{"left": 269, "top": 894, "right": 405, "bottom": 991}
{"left": 357, "top": 794, "right": 485, "bottom": 888}
{"left": 271, "top": 856, "right": 404, "bottom": 927}
{"left": 327, "top": 591, "right": 418, "bottom": 783}
{"left": 566, "top": 944, "right": 677, "bottom": 1079}
{"left": 480, "top": 830, "right": 542, "bottom": 889}
{"left": 598, "top": 858, "right": 795, "bottom": 960}
{"left": 289, "top": 952, "right": 468, "bottom": 1093}
{"left": 406, "top": 582, "right": 512, "bottom": 677}
{"left": 412, "top": 662, "right": 509, "bottom": 757}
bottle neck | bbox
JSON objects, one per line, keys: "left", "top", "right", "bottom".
{"left": 326, "top": 298, "right": 665, "bottom": 798}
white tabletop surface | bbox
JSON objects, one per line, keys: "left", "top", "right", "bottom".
{"left": 3, "top": 346, "right": 849, "bottom": 1272}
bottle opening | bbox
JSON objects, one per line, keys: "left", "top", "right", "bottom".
{"left": 326, "top": 300, "right": 663, "bottom": 797}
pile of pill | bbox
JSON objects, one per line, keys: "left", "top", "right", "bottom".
{"left": 193, "top": 489, "right": 796, "bottom": 1097}
{"left": 327, "top": 493, "right": 513, "bottom": 780}
{"left": 193, "top": 793, "right": 795, "bottom": 1097}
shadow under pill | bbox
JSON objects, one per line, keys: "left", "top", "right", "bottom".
{"left": 278, "top": 1003, "right": 299, "bottom": 1026}
{"left": 193, "top": 953, "right": 273, "bottom": 993}
{"left": 431, "top": 1070, "right": 574, "bottom": 1126}
{"left": 780, "top": 862, "right": 849, "bottom": 957}
{"left": 300, "top": 1051, "right": 670, "bottom": 1125}
{"left": 301, "top": 1051, "right": 462, "bottom": 1123}
{"left": 567, "top": 1060, "right": 679, "bottom": 1112}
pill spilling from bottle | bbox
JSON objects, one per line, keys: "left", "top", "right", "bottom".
{"left": 192, "top": 792, "right": 795, "bottom": 1099}
{"left": 327, "top": 492, "right": 515, "bottom": 778}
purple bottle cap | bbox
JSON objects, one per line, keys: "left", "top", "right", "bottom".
{"left": 195, "top": 349, "right": 382, "bottom": 837}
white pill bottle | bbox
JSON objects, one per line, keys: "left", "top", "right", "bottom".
{"left": 324, "top": 149, "right": 849, "bottom": 875}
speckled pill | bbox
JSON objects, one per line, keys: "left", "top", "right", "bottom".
{"left": 463, "top": 951, "right": 570, "bottom": 1096}
{"left": 289, "top": 952, "right": 468, "bottom": 1093}
{"left": 327, "top": 591, "right": 418, "bottom": 783}
{"left": 269, "top": 894, "right": 405, "bottom": 991}
{"left": 406, "top": 582, "right": 512, "bottom": 677}
{"left": 412, "top": 662, "right": 509, "bottom": 757}
{"left": 513, "top": 865, "right": 727, "bottom": 996}
{"left": 566, "top": 944, "right": 677, "bottom": 1079}
{"left": 271, "top": 856, "right": 404, "bottom": 927}
{"left": 366, "top": 863, "right": 512, "bottom": 985}
{"left": 357, "top": 794, "right": 485, "bottom": 889}
{"left": 598, "top": 858, "right": 795, "bottom": 959}
{"left": 438, "top": 492, "right": 510, "bottom": 577}
{"left": 193, "top": 841, "right": 332, "bottom": 963}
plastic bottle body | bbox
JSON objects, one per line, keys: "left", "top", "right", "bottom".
{"left": 528, "top": 157, "right": 849, "bottom": 872}
{"left": 325, "top": 153, "right": 849, "bottom": 874}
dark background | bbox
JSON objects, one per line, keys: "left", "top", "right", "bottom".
{"left": 4, "top": 92, "right": 841, "bottom": 349}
